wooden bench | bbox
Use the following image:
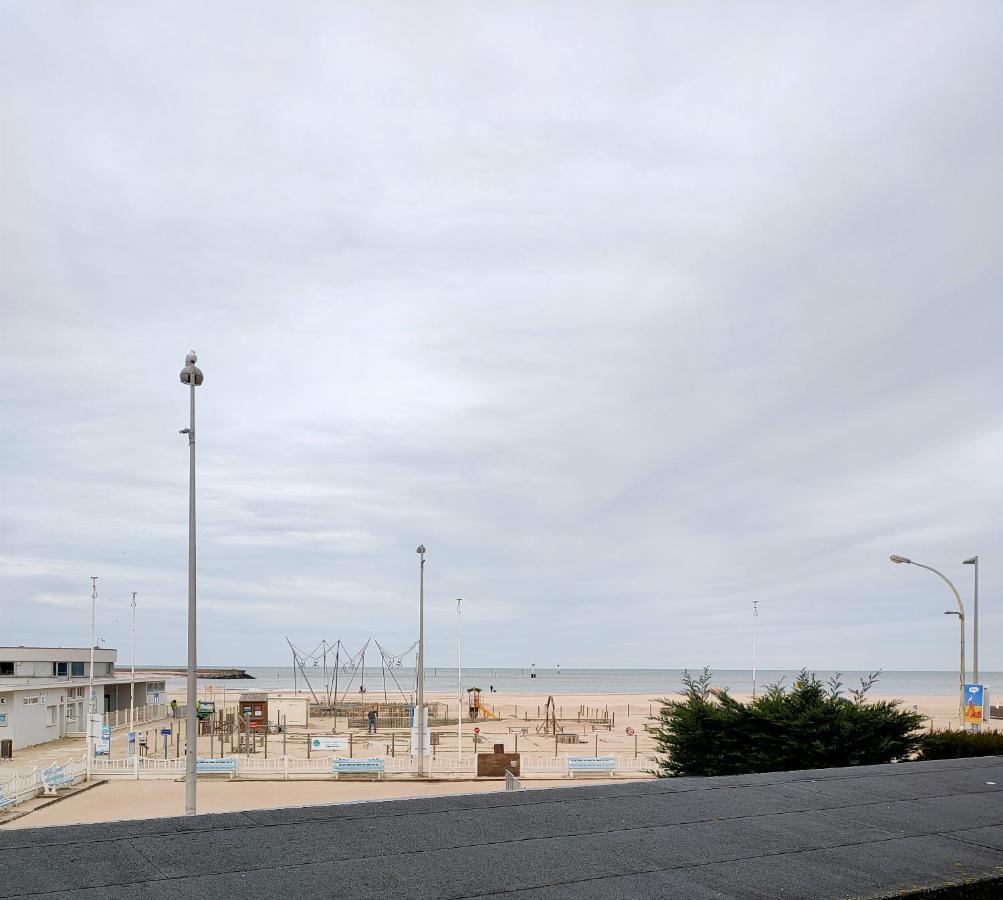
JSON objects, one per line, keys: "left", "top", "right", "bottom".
{"left": 331, "top": 757, "right": 384, "bottom": 779}
{"left": 42, "top": 764, "right": 75, "bottom": 796}
{"left": 507, "top": 726, "right": 530, "bottom": 735}
{"left": 196, "top": 757, "right": 238, "bottom": 778}
{"left": 567, "top": 756, "right": 616, "bottom": 778}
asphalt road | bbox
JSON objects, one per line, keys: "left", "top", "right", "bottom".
{"left": 1, "top": 756, "right": 1001, "bottom": 898}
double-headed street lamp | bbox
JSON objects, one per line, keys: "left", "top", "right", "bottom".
{"left": 890, "top": 555, "right": 965, "bottom": 725}
{"left": 180, "top": 351, "right": 203, "bottom": 816}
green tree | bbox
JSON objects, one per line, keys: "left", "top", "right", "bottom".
{"left": 650, "top": 668, "right": 924, "bottom": 777}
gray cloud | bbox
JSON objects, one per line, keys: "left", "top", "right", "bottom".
{"left": 2, "top": 2, "right": 1002, "bottom": 672}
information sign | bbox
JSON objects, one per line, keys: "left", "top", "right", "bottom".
{"left": 310, "top": 737, "right": 349, "bottom": 751}
{"left": 964, "top": 684, "right": 988, "bottom": 725}
{"left": 96, "top": 724, "right": 111, "bottom": 755}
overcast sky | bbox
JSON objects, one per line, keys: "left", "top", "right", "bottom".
{"left": 2, "top": 3, "right": 1002, "bottom": 673}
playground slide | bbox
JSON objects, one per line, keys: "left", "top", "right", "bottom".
{"left": 480, "top": 706, "right": 498, "bottom": 719}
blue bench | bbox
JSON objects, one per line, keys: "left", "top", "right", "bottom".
{"left": 567, "top": 756, "right": 616, "bottom": 778}
{"left": 0, "top": 789, "right": 16, "bottom": 812}
{"left": 42, "top": 764, "right": 75, "bottom": 796}
{"left": 331, "top": 757, "right": 384, "bottom": 779}
{"left": 196, "top": 757, "right": 238, "bottom": 777}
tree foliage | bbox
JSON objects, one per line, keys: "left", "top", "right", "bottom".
{"left": 650, "top": 668, "right": 924, "bottom": 777}
{"left": 917, "top": 728, "right": 1003, "bottom": 760}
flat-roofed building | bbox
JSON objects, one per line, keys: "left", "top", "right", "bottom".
{"left": 0, "top": 646, "right": 166, "bottom": 751}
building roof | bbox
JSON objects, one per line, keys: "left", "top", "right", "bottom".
{"left": 0, "top": 756, "right": 1000, "bottom": 897}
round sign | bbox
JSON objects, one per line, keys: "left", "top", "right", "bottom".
{"left": 626, "top": 727, "right": 636, "bottom": 736}
{"left": 474, "top": 727, "right": 481, "bottom": 735}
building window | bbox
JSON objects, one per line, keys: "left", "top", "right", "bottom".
{"left": 47, "top": 705, "right": 57, "bottom": 726}
{"left": 52, "top": 662, "right": 68, "bottom": 677}
{"left": 71, "top": 662, "right": 85, "bottom": 677}
{"left": 0, "top": 662, "right": 13, "bottom": 676}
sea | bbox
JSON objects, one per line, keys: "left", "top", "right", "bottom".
{"left": 165, "top": 667, "right": 998, "bottom": 699}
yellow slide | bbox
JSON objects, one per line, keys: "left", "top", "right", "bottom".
{"left": 479, "top": 706, "right": 498, "bottom": 719}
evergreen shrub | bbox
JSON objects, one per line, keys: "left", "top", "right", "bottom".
{"left": 650, "top": 668, "right": 924, "bottom": 777}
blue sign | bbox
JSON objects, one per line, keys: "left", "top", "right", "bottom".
{"left": 96, "top": 724, "right": 111, "bottom": 755}
{"left": 160, "top": 727, "right": 172, "bottom": 736}
{"left": 964, "top": 684, "right": 987, "bottom": 724}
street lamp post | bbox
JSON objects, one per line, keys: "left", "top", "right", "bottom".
{"left": 416, "top": 545, "right": 426, "bottom": 777}
{"left": 86, "top": 576, "right": 97, "bottom": 783}
{"left": 890, "top": 555, "right": 965, "bottom": 726}
{"left": 752, "top": 601, "right": 759, "bottom": 699}
{"left": 963, "top": 556, "right": 978, "bottom": 683}
{"left": 457, "top": 598, "right": 463, "bottom": 763}
{"left": 130, "top": 592, "right": 137, "bottom": 734}
{"left": 180, "top": 351, "right": 204, "bottom": 816}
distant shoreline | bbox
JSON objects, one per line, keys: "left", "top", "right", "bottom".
{"left": 119, "top": 667, "right": 254, "bottom": 680}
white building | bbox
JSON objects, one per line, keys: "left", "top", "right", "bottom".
{"left": 0, "top": 646, "right": 166, "bottom": 752}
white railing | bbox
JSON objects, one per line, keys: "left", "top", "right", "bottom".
{"left": 0, "top": 754, "right": 87, "bottom": 810}
{"left": 103, "top": 704, "right": 169, "bottom": 730}
{"left": 56, "top": 752, "right": 656, "bottom": 785}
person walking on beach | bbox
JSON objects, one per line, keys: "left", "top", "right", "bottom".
{"left": 367, "top": 706, "right": 378, "bottom": 735}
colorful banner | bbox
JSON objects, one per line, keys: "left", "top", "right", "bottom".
{"left": 963, "top": 683, "right": 987, "bottom": 725}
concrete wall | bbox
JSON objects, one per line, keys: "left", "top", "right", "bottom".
{"left": 270, "top": 697, "right": 308, "bottom": 727}
{"left": 0, "top": 686, "right": 67, "bottom": 751}
{"left": 0, "top": 647, "right": 117, "bottom": 665}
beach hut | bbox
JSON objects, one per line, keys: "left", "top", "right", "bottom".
{"left": 238, "top": 692, "right": 268, "bottom": 731}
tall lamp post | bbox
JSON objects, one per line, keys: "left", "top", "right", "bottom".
{"left": 752, "top": 600, "right": 759, "bottom": 699}
{"left": 180, "top": 351, "right": 203, "bottom": 816}
{"left": 457, "top": 598, "right": 463, "bottom": 762}
{"left": 86, "top": 576, "right": 97, "bottom": 782}
{"left": 416, "top": 545, "right": 426, "bottom": 777}
{"left": 963, "top": 556, "right": 978, "bottom": 683}
{"left": 129, "top": 592, "right": 137, "bottom": 735}
{"left": 890, "top": 555, "right": 965, "bottom": 726}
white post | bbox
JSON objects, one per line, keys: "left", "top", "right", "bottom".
{"left": 457, "top": 598, "right": 463, "bottom": 765}
{"left": 416, "top": 545, "right": 426, "bottom": 777}
{"left": 130, "top": 593, "right": 137, "bottom": 732}
{"left": 752, "top": 600, "right": 759, "bottom": 699}
{"left": 86, "top": 576, "right": 97, "bottom": 782}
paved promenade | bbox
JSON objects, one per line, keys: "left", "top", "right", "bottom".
{"left": 1, "top": 757, "right": 1001, "bottom": 898}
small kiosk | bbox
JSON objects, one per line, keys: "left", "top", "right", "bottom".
{"left": 238, "top": 692, "right": 268, "bottom": 731}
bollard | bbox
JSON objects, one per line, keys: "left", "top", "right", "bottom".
{"left": 595, "top": 735, "right": 598, "bottom": 757}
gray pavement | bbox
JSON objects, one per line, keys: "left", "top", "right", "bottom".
{"left": 1, "top": 756, "right": 1001, "bottom": 898}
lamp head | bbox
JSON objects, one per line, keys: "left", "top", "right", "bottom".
{"left": 889, "top": 554, "right": 911, "bottom": 564}
{"left": 416, "top": 545, "right": 426, "bottom": 555}
{"left": 963, "top": 556, "right": 978, "bottom": 565}
{"left": 944, "top": 610, "right": 961, "bottom": 617}
{"left": 180, "top": 350, "right": 204, "bottom": 386}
